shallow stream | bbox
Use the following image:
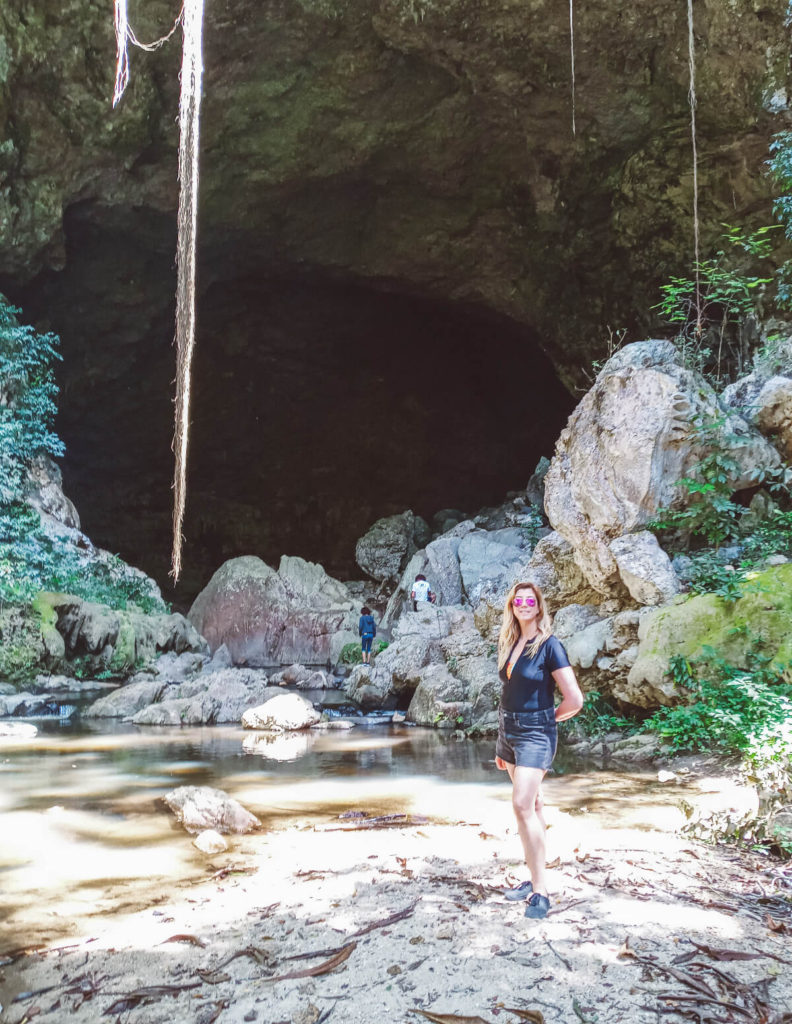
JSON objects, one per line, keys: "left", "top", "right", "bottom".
{"left": 0, "top": 712, "right": 706, "bottom": 953}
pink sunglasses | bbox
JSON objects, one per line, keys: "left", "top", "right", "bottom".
{"left": 513, "top": 597, "right": 537, "bottom": 607}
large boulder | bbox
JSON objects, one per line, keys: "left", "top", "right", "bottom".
{"left": 553, "top": 605, "right": 644, "bottom": 700}
{"left": 544, "top": 340, "right": 781, "bottom": 594}
{"left": 722, "top": 369, "right": 792, "bottom": 461}
{"left": 407, "top": 664, "right": 472, "bottom": 728}
{"left": 241, "top": 692, "right": 322, "bottom": 731}
{"left": 36, "top": 593, "right": 206, "bottom": 677}
{"left": 457, "top": 527, "right": 529, "bottom": 606}
{"left": 129, "top": 671, "right": 281, "bottom": 725}
{"left": 163, "top": 786, "right": 260, "bottom": 835}
{"left": 188, "top": 555, "right": 357, "bottom": 667}
{"left": 755, "top": 376, "right": 792, "bottom": 462}
{"left": 627, "top": 563, "right": 792, "bottom": 707}
{"left": 355, "top": 510, "right": 431, "bottom": 582}
{"left": 381, "top": 524, "right": 474, "bottom": 626}
{"left": 609, "top": 531, "right": 680, "bottom": 606}
{"left": 84, "top": 678, "right": 167, "bottom": 718}
{"left": 472, "top": 530, "right": 599, "bottom": 642}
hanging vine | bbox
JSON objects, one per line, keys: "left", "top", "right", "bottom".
{"left": 569, "top": 0, "right": 576, "bottom": 136}
{"left": 687, "top": 0, "right": 702, "bottom": 334}
{"left": 113, "top": 0, "right": 204, "bottom": 582}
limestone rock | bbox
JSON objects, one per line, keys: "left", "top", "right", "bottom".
{"left": 24, "top": 454, "right": 80, "bottom": 529}
{"left": 0, "top": 721, "right": 38, "bottom": 739}
{"left": 544, "top": 340, "right": 781, "bottom": 594}
{"left": 188, "top": 556, "right": 357, "bottom": 667}
{"left": 526, "top": 457, "right": 551, "bottom": 507}
{"left": 473, "top": 530, "right": 598, "bottom": 642}
{"left": 457, "top": 527, "right": 529, "bottom": 606}
{"left": 241, "top": 693, "right": 321, "bottom": 731}
{"left": 344, "top": 663, "right": 393, "bottom": 710}
{"left": 755, "top": 376, "right": 792, "bottom": 461}
{"left": 269, "top": 664, "right": 331, "bottom": 689}
{"left": 355, "top": 510, "right": 430, "bottom": 582}
{"left": 382, "top": 528, "right": 473, "bottom": 626}
{"left": 163, "top": 786, "right": 260, "bottom": 835}
{"left": 83, "top": 679, "right": 167, "bottom": 718}
{"left": 33, "top": 593, "right": 206, "bottom": 679}
{"left": 130, "top": 671, "right": 281, "bottom": 726}
{"left": 193, "top": 829, "right": 229, "bottom": 855}
{"left": 407, "top": 664, "right": 472, "bottom": 728}
{"left": 609, "top": 531, "right": 680, "bottom": 606}
{"left": 31, "top": 674, "right": 116, "bottom": 694}
{"left": 152, "top": 651, "right": 209, "bottom": 683}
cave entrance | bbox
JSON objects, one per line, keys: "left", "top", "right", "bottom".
{"left": 11, "top": 208, "right": 574, "bottom": 606}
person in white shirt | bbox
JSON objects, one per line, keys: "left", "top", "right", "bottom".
{"left": 411, "top": 574, "right": 432, "bottom": 611}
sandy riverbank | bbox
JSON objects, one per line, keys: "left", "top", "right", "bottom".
{"left": 1, "top": 759, "right": 791, "bottom": 1024}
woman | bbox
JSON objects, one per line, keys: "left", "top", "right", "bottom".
{"left": 495, "top": 581, "right": 584, "bottom": 919}
{"left": 358, "top": 605, "right": 377, "bottom": 666}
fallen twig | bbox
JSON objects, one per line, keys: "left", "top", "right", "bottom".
{"left": 543, "top": 939, "right": 572, "bottom": 972}
{"left": 265, "top": 941, "right": 356, "bottom": 983}
{"left": 207, "top": 946, "right": 271, "bottom": 972}
{"left": 348, "top": 901, "right": 419, "bottom": 938}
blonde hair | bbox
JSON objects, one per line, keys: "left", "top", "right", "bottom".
{"left": 497, "top": 581, "right": 553, "bottom": 670}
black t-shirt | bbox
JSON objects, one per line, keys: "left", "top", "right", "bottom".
{"left": 499, "top": 635, "right": 571, "bottom": 712}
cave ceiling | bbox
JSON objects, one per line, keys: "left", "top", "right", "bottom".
{"left": 0, "top": 0, "right": 790, "bottom": 598}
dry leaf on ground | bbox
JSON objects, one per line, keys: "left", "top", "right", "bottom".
{"left": 266, "top": 941, "right": 356, "bottom": 983}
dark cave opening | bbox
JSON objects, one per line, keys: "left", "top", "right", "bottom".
{"left": 10, "top": 204, "right": 575, "bottom": 607}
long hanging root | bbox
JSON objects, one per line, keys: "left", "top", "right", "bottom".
{"left": 687, "top": 0, "right": 702, "bottom": 334}
{"left": 112, "top": 0, "right": 204, "bottom": 581}
{"left": 569, "top": 0, "right": 576, "bottom": 136}
{"left": 171, "top": 0, "right": 205, "bottom": 581}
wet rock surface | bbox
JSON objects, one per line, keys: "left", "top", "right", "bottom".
{"left": 162, "top": 785, "right": 260, "bottom": 835}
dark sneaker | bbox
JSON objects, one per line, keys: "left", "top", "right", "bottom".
{"left": 524, "top": 893, "right": 550, "bottom": 919}
{"left": 504, "top": 880, "right": 533, "bottom": 902}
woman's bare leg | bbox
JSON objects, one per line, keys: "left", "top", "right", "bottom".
{"left": 506, "top": 763, "right": 549, "bottom": 895}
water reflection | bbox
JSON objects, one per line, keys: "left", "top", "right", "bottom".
{"left": 0, "top": 719, "right": 688, "bottom": 951}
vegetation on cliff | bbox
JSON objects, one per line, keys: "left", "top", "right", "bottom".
{"left": 0, "top": 295, "right": 166, "bottom": 682}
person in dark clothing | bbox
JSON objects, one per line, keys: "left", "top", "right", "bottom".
{"left": 495, "top": 581, "right": 584, "bottom": 920}
{"left": 358, "top": 605, "right": 377, "bottom": 665}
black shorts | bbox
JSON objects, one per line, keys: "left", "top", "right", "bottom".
{"left": 496, "top": 706, "right": 558, "bottom": 771}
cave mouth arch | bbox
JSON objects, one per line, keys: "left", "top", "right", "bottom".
{"left": 11, "top": 206, "right": 574, "bottom": 607}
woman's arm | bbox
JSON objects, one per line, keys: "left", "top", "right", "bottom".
{"left": 552, "top": 666, "right": 585, "bottom": 722}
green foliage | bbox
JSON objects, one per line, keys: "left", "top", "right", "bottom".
{"left": 570, "top": 690, "right": 635, "bottom": 738}
{"left": 646, "top": 652, "right": 792, "bottom": 756}
{"left": 519, "top": 506, "right": 545, "bottom": 548}
{"left": 0, "top": 503, "right": 165, "bottom": 613}
{"left": 0, "top": 295, "right": 164, "bottom": 615}
{"left": 741, "top": 508, "right": 792, "bottom": 563}
{"left": 654, "top": 226, "right": 777, "bottom": 383}
{"left": 685, "top": 552, "right": 748, "bottom": 602}
{"left": 649, "top": 417, "right": 743, "bottom": 548}
{"left": 339, "top": 642, "right": 363, "bottom": 665}
{"left": 769, "top": 130, "right": 792, "bottom": 307}
{"left": 0, "top": 296, "right": 64, "bottom": 503}
{"left": 339, "top": 638, "right": 388, "bottom": 666}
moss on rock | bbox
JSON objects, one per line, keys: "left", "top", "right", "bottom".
{"left": 0, "top": 603, "right": 47, "bottom": 683}
{"left": 628, "top": 564, "right": 792, "bottom": 706}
